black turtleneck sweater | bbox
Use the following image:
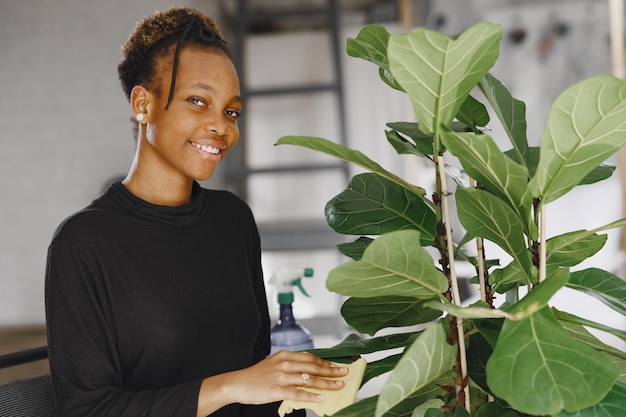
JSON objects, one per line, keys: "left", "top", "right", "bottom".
{"left": 45, "top": 181, "right": 279, "bottom": 417}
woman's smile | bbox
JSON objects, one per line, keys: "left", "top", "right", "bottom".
{"left": 189, "top": 140, "right": 224, "bottom": 162}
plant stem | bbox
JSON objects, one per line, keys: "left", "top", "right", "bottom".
{"left": 476, "top": 237, "right": 487, "bottom": 302}
{"left": 433, "top": 156, "right": 452, "bottom": 301}
{"left": 539, "top": 205, "right": 547, "bottom": 283}
{"left": 469, "top": 178, "right": 488, "bottom": 304}
{"left": 437, "top": 155, "right": 470, "bottom": 412}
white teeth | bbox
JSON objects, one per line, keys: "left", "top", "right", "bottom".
{"left": 192, "top": 142, "right": 220, "bottom": 154}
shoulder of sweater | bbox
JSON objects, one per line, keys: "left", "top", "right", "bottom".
{"left": 50, "top": 203, "right": 107, "bottom": 240}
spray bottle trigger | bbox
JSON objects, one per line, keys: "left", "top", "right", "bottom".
{"left": 294, "top": 278, "right": 310, "bottom": 297}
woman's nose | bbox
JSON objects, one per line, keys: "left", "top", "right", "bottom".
{"left": 205, "top": 113, "right": 228, "bottom": 136}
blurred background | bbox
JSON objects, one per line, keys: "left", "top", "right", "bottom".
{"left": 1, "top": 0, "right": 624, "bottom": 387}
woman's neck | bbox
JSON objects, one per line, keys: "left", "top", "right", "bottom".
{"left": 122, "top": 169, "right": 193, "bottom": 206}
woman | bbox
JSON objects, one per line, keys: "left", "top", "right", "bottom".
{"left": 45, "top": 7, "right": 347, "bottom": 417}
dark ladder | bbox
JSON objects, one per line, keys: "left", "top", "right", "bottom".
{"left": 225, "top": 0, "right": 351, "bottom": 251}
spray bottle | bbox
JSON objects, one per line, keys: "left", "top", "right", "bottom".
{"left": 269, "top": 268, "right": 314, "bottom": 354}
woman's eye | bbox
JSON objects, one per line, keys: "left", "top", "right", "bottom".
{"left": 226, "top": 109, "right": 240, "bottom": 118}
{"left": 188, "top": 97, "right": 205, "bottom": 107}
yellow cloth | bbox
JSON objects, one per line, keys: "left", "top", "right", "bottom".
{"left": 278, "top": 358, "right": 367, "bottom": 417}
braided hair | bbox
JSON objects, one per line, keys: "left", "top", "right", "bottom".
{"left": 117, "top": 7, "right": 231, "bottom": 105}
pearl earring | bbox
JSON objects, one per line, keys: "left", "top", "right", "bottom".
{"left": 136, "top": 114, "right": 144, "bottom": 122}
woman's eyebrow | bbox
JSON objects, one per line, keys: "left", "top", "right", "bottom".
{"left": 189, "top": 82, "right": 216, "bottom": 92}
{"left": 188, "top": 83, "right": 242, "bottom": 103}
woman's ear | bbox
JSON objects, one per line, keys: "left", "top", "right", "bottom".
{"left": 130, "top": 86, "right": 150, "bottom": 123}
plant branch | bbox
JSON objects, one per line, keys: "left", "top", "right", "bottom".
{"left": 437, "top": 155, "right": 470, "bottom": 412}
{"left": 539, "top": 205, "right": 547, "bottom": 283}
{"left": 469, "top": 177, "right": 488, "bottom": 304}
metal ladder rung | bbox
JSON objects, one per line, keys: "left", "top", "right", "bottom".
{"left": 228, "top": 0, "right": 349, "bottom": 206}
{"left": 245, "top": 82, "right": 341, "bottom": 97}
{"left": 238, "top": 6, "right": 332, "bottom": 23}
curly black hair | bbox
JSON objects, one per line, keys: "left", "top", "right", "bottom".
{"left": 117, "top": 7, "right": 231, "bottom": 102}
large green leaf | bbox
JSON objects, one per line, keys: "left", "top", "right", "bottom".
{"left": 337, "top": 236, "right": 374, "bottom": 260}
{"left": 455, "top": 188, "right": 533, "bottom": 283}
{"left": 342, "top": 296, "right": 442, "bottom": 336}
{"left": 308, "top": 332, "right": 417, "bottom": 359}
{"left": 503, "top": 146, "right": 615, "bottom": 188}
{"left": 327, "top": 230, "right": 449, "bottom": 299}
{"left": 376, "top": 323, "right": 456, "bottom": 417}
{"left": 473, "top": 317, "right": 505, "bottom": 349}
{"left": 387, "top": 21, "right": 501, "bottom": 136}
{"left": 475, "top": 402, "right": 521, "bottom": 417}
{"left": 346, "top": 24, "right": 389, "bottom": 68}
{"left": 414, "top": 399, "right": 471, "bottom": 417}
{"left": 529, "top": 75, "right": 626, "bottom": 204}
{"left": 276, "top": 136, "right": 425, "bottom": 196}
{"left": 441, "top": 131, "right": 535, "bottom": 237}
{"left": 377, "top": 376, "right": 453, "bottom": 417}
{"left": 346, "top": 24, "right": 403, "bottom": 91}
{"left": 424, "top": 299, "right": 517, "bottom": 320}
{"left": 566, "top": 267, "right": 626, "bottom": 316}
{"left": 362, "top": 353, "right": 404, "bottom": 385}
{"left": 558, "top": 319, "right": 626, "bottom": 383}
{"left": 554, "top": 310, "right": 626, "bottom": 344}
{"left": 554, "top": 381, "right": 626, "bottom": 417}
{"left": 333, "top": 378, "right": 454, "bottom": 417}
{"left": 506, "top": 267, "right": 570, "bottom": 318}
{"left": 467, "top": 332, "right": 494, "bottom": 393}
{"left": 385, "top": 128, "right": 434, "bottom": 158}
{"left": 487, "top": 307, "right": 619, "bottom": 415}
{"left": 433, "top": 405, "right": 469, "bottom": 417}
{"left": 412, "top": 399, "right": 446, "bottom": 417}
{"left": 489, "top": 260, "right": 538, "bottom": 294}
{"left": 579, "top": 164, "right": 616, "bottom": 185}
{"left": 479, "top": 73, "right": 530, "bottom": 168}
{"left": 333, "top": 395, "right": 378, "bottom": 417}
{"left": 505, "top": 146, "right": 539, "bottom": 178}
{"left": 325, "top": 173, "right": 436, "bottom": 244}
{"left": 385, "top": 121, "right": 469, "bottom": 158}
{"left": 456, "top": 95, "right": 490, "bottom": 128}
{"left": 546, "top": 231, "right": 607, "bottom": 267}
{"left": 559, "top": 318, "right": 626, "bottom": 362}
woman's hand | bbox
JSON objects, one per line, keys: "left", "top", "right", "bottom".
{"left": 234, "top": 350, "right": 349, "bottom": 404}
{"left": 197, "top": 350, "right": 349, "bottom": 416}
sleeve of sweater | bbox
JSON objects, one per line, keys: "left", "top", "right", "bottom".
{"left": 250, "top": 227, "right": 271, "bottom": 365}
{"left": 239, "top": 213, "right": 280, "bottom": 417}
{"left": 238, "top": 212, "right": 306, "bottom": 417}
{"left": 45, "top": 238, "right": 201, "bottom": 417}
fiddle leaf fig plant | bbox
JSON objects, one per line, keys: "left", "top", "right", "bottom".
{"left": 276, "top": 20, "right": 626, "bottom": 417}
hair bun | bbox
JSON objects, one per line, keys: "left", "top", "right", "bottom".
{"left": 117, "top": 7, "right": 226, "bottom": 99}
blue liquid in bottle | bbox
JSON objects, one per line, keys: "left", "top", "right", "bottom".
{"left": 270, "top": 303, "right": 314, "bottom": 354}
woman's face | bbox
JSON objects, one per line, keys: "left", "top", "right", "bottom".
{"left": 140, "top": 47, "right": 241, "bottom": 182}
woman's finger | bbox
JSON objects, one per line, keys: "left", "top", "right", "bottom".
{"left": 266, "top": 350, "right": 349, "bottom": 392}
{"left": 295, "top": 372, "right": 346, "bottom": 390}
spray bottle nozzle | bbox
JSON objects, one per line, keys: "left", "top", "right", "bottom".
{"left": 269, "top": 268, "right": 314, "bottom": 305}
